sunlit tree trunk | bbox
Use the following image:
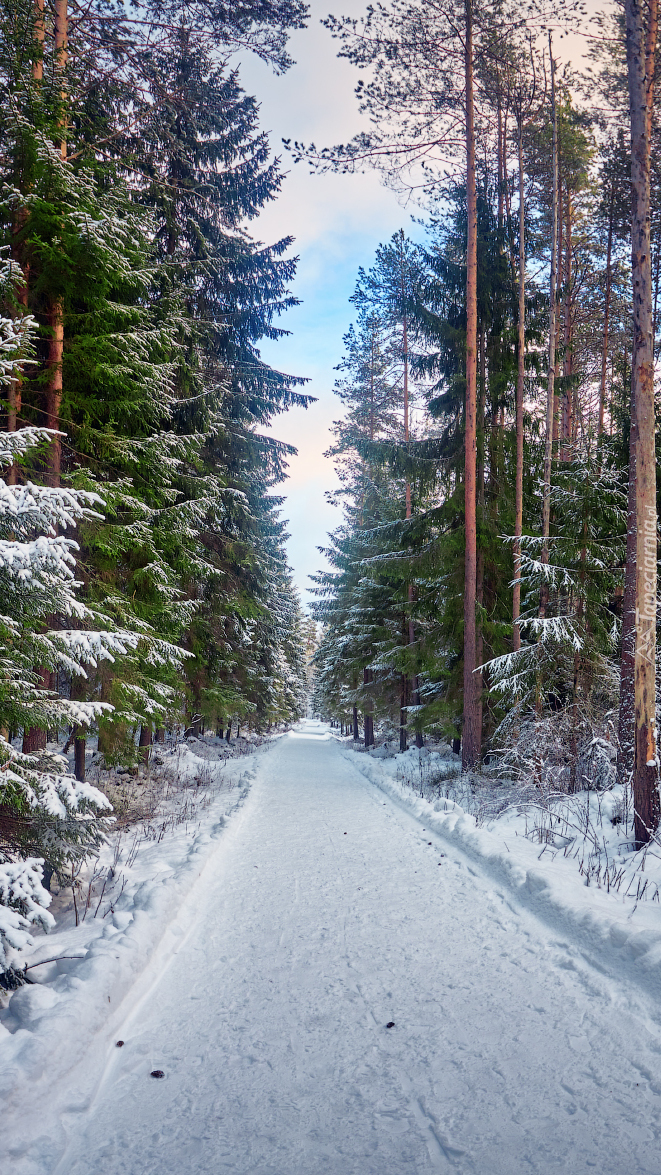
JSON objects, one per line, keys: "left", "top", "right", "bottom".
{"left": 541, "top": 38, "right": 558, "bottom": 615}
{"left": 553, "top": 141, "right": 563, "bottom": 449}
{"left": 618, "top": 400, "right": 637, "bottom": 790}
{"left": 561, "top": 191, "right": 573, "bottom": 460}
{"left": 462, "top": 0, "right": 480, "bottom": 770}
{"left": 624, "top": 0, "right": 660, "bottom": 844}
{"left": 513, "top": 120, "right": 525, "bottom": 651}
{"left": 402, "top": 244, "right": 412, "bottom": 752}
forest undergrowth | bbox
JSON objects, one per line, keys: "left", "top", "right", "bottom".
{"left": 353, "top": 729, "right": 661, "bottom": 907}
{"left": 0, "top": 731, "right": 274, "bottom": 991}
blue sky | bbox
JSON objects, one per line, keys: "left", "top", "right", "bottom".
{"left": 239, "top": 2, "right": 426, "bottom": 606}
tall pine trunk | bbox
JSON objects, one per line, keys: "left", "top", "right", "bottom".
{"left": 402, "top": 246, "right": 412, "bottom": 753}
{"left": 560, "top": 192, "right": 573, "bottom": 461}
{"left": 618, "top": 402, "right": 637, "bottom": 789}
{"left": 513, "top": 121, "right": 525, "bottom": 651}
{"left": 599, "top": 189, "right": 615, "bottom": 442}
{"left": 624, "top": 0, "right": 660, "bottom": 844}
{"left": 541, "top": 39, "right": 558, "bottom": 599}
{"left": 462, "top": 0, "right": 480, "bottom": 771}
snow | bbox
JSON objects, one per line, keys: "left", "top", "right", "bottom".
{"left": 345, "top": 743, "right": 661, "bottom": 1004}
{"left": 2, "top": 722, "right": 661, "bottom": 1174}
{"left": 0, "top": 743, "right": 259, "bottom": 1162}
{"left": 0, "top": 858, "right": 55, "bottom": 964}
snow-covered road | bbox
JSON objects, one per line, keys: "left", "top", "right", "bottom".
{"left": 50, "top": 722, "right": 661, "bottom": 1174}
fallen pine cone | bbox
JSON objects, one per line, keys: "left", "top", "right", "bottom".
{"left": 150, "top": 1070, "right": 165, "bottom": 1078}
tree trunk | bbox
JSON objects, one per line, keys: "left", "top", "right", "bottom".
{"left": 625, "top": 0, "right": 660, "bottom": 844}
{"left": 497, "top": 96, "right": 504, "bottom": 232}
{"left": 553, "top": 141, "right": 563, "bottom": 450}
{"left": 6, "top": 1, "right": 44, "bottom": 485}
{"left": 74, "top": 733, "right": 85, "bottom": 782}
{"left": 618, "top": 410, "right": 637, "bottom": 790}
{"left": 599, "top": 189, "right": 615, "bottom": 442}
{"left": 33, "top": 0, "right": 44, "bottom": 81}
{"left": 42, "top": 0, "right": 68, "bottom": 488}
{"left": 513, "top": 121, "right": 525, "bottom": 652}
{"left": 22, "top": 666, "right": 49, "bottom": 753}
{"left": 44, "top": 301, "right": 64, "bottom": 487}
{"left": 154, "top": 726, "right": 165, "bottom": 744}
{"left": 561, "top": 191, "right": 573, "bottom": 461}
{"left": 541, "top": 38, "right": 558, "bottom": 610}
{"left": 7, "top": 223, "right": 27, "bottom": 486}
{"left": 399, "top": 673, "right": 408, "bottom": 753}
{"left": 462, "top": 0, "right": 480, "bottom": 771}
{"left": 400, "top": 235, "right": 416, "bottom": 741}
{"left": 414, "top": 678, "right": 423, "bottom": 748}
{"left": 363, "top": 667, "right": 374, "bottom": 748}
{"left": 352, "top": 703, "right": 359, "bottom": 741}
{"left": 139, "top": 724, "right": 152, "bottom": 766}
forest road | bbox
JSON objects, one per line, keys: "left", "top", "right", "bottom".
{"left": 52, "top": 721, "right": 661, "bottom": 1175}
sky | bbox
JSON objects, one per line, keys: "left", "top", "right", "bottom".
{"left": 239, "top": 1, "right": 603, "bottom": 607}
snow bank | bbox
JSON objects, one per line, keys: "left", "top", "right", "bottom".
{"left": 343, "top": 745, "right": 661, "bottom": 1003}
{"left": 0, "top": 746, "right": 264, "bottom": 1138}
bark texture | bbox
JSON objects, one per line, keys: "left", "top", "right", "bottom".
{"left": 618, "top": 402, "right": 638, "bottom": 790}
{"left": 541, "top": 39, "right": 558, "bottom": 602}
{"left": 513, "top": 123, "right": 525, "bottom": 652}
{"left": 139, "top": 724, "right": 152, "bottom": 766}
{"left": 599, "top": 190, "right": 615, "bottom": 441}
{"left": 625, "top": 0, "right": 660, "bottom": 844}
{"left": 74, "top": 734, "right": 86, "bottom": 782}
{"left": 462, "top": 0, "right": 480, "bottom": 771}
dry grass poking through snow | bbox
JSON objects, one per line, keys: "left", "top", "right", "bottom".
{"left": 44, "top": 733, "right": 270, "bottom": 932}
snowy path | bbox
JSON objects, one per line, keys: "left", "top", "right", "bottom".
{"left": 51, "top": 723, "right": 661, "bottom": 1175}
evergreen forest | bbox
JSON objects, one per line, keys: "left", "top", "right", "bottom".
{"left": 0, "top": 0, "right": 312, "bottom": 948}
{"left": 305, "top": 0, "right": 661, "bottom": 849}
{"left": 2, "top": 0, "right": 661, "bottom": 966}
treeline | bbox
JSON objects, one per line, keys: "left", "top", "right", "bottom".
{"left": 309, "top": 0, "right": 661, "bottom": 846}
{"left": 0, "top": 0, "right": 310, "bottom": 959}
